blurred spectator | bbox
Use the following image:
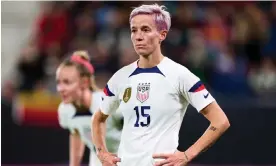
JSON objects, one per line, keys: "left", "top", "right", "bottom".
{"left": 210, "top": 44, "right": 251, "bottom": 95}
{"left": 263, "top": 2, "right": 276, "bottom": 59}
{"left": 34, "top": 2, "right": 70, "bottom": 55}
{"left": 203, "top": 6, "right": 229, "bottom": 49}
{"left": 74, "top": 6, "right": 96, "bottom": 39}
{"left": 16, "top": 42, "right": 46, "bottom": 91}
{"left": 181, "top": 29, "right": 209, "bottom": 83}
{"left": 248, "top": 57, "right": 276, "bottom": 96}
{"left": 243, "top": 4, "right": 268, "bottom": 67}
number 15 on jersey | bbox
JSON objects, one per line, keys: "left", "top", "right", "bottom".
{"left": 134, "top": 106, "right": 151, "bottom": 127}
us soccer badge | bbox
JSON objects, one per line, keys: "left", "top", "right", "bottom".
{"left": 136, "top": 83, "right": 151, "bottom": 103}
{"left": 123, "top": 87, "right": 132, "bottom": 103}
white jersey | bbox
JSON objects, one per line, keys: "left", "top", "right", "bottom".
{"left": 101, "top": 57, "right": 215, "bottom": 166}
{"left": 58, "top": 91, "right": 122, "bottom": 166}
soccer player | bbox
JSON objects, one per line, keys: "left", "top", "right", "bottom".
{"left": 92, "top": 4, "right": 230, "bottom": 166}
{"left": 56, "top": 51, "right": 122, "bottom": 166}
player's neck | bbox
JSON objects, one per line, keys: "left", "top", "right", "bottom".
{"left": 138, "top": 49, "right": 164, "bottom": 68}
{"left": 75, "top": 89, "right": 92, "bottom": 109}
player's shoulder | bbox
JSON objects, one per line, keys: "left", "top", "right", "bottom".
{"left": 92, "top": 90, "right": 104, "bottom": 98}
{"left": 57, "top": 102, "right": 76, "bottom": 128}
{"left": 161, "top": 57, "right": 191, "bottom": 76}
{"left": 91, "top": 90, "right": 104, "bottom": 104}
{"left": 110, "top": 60, "right": 138, "bottom": 81}
{"left": 58, "top": 102, "right": 75, "bottom": 116}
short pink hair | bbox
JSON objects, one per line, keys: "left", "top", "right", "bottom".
{"left": 129, "top": 4, "right": 171, "bottom": 32}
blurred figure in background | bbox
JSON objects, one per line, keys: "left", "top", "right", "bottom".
{"left": 16, "top": 41, "right": 46, "bottom": 91}
{"left": 56, "top": 51, "right": 122, "bottom": 166}
{"left": 248, "top": 57, "right": 276, "bottom": 96}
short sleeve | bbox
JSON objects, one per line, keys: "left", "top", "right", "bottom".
{"left": 57, "top": 103, "right": 75, "bottom": 133}
{"left": 100, "top": 73, "right": 120, "bottom": 115}
{"left": 178, "top": 69, "right": 215, "bottom": 112}
{"left": 58, "top": 103, "right": 70, "bottom": 129}
{"left": 91, "top": 91, "right": 104, "bottom": 114}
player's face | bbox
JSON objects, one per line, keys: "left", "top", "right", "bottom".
{"left": 56, "top": 66, "right": 82, "bottom": 103}
{"left": 130, "top": 14, "right": 162, "bottom": 57}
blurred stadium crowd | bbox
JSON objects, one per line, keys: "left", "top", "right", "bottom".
{"left": 2, "top": 1, "right": 276, "bottom": 102}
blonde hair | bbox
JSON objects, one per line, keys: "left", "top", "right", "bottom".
{"left": 60, "top": 50, "right": 100, "bottom": 92}
{"left": 73, "top": 50, "right": 90, "bottom": 61}
{"left": 129, "top": 3, "right": 171, "bottom": 32}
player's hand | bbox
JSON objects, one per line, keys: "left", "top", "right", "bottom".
{"left": 153, "top": 150, "right": 189, "bottom": 166}
{"left": 97, "top": 151, "right": 121, "bottom": 166}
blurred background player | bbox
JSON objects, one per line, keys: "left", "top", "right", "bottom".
{"left": 92, "top": 4, "right": 229, "bottom": 166}
{"left": 56, "top": 51, "right": 122, "bottom": 166}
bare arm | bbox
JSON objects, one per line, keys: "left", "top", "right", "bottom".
{"left": 184, "top": 101, "right": 230, "bottom": 161}
{"left": 69, "top": 132, "right": 85, "bottom": 166}
{"left": 92, "top": 110, "right": 121, "bottom": 165}
{"left": 92, "top": 110, "right": 109, "bottom": 154}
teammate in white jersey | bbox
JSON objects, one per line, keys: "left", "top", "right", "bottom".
{"left": 92, "top": 4, "right": 230, "bottom": 166}
{"left": 56, "top": 51, "right": 122, "bottom": 166}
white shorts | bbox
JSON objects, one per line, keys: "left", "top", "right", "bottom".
{"left": 89, "top": 150, "right": 102, "bottom": 166}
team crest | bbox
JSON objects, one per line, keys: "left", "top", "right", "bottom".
{"left": 123, "top": 87, "right": 132, "bottom": 103}
{"left": 136, "top": 83, "right": 151, "bottom": 103}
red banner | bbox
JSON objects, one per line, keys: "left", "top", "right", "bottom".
{"left": 13, "top": 90, "right": 62, "bottom": 127}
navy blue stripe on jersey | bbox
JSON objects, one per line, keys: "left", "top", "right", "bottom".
{"left": 188, "top": 81, "right": 206, "bottom": 92}
{"left": 103, "top": 85, "right": 115, "bottom": 96}
{"left": 129, "top": 66, "right": 165, "bottom": 77}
